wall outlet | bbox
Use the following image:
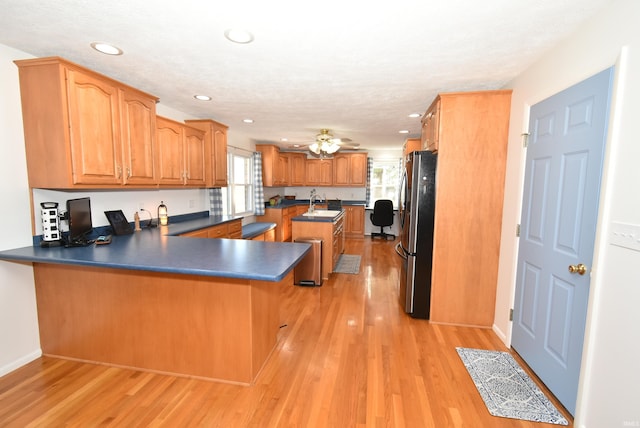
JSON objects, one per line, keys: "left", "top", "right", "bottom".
{"left": 139, "top": 202, "right": 145, "bottom": 210}
{"left": 189, "top": 199, "right": 195, "bottom": 208}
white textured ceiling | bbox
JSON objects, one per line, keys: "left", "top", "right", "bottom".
{"left": 0, "top": 0, "right": 609, "bottom": 151}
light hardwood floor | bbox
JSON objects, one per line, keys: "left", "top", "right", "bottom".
{"left": 0, "top": 237, "right": 572, "bottom": 427}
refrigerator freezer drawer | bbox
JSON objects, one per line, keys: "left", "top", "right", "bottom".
{"left": 294, "top": 238, "right": 323, "bottom": 286}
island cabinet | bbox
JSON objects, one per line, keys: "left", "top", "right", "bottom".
{"left": 333, "top": 153, "right": 368, "bottom": 186}
{"left": 156, "top": 116, "right": 207, "bottom": 187}
{"left": 344, "top": 205, "right": 365, "bottom": 238}
{"left": 185, "top": 119, "right": 229, "bottom": 187}
{"left": 179, "top": 219, "right": 242, "bottom": 239}
{"left": 425, "top": 90, "right": 512, "bottom": 327}
{"left": 291, "top": 212, "right": 345, "bottom": 280}
{"left": 305, "top": 159, "right": 333, "bottom": 186}
{"left": 14, "top": 56, "right": 160, "bottom": 188}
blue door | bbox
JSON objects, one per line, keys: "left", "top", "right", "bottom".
{"left": 512, "top": 67, "right": 613, "bottom": 415}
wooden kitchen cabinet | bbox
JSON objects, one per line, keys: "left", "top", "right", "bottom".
{"left": 15, "top": 56, "right": 159, "bottom": 188}
{"left": 291, "top": 211, "right": 345, "bottom": 280}
{"left": 305, "top": 159, "right": 333, "bottom": 186}
{"left": 185, "top": 119, "right": 229, "bottom": 187}
{"left": 426, "top": 90, "right": 512, "bottom": 327}
{"left": 344, "top": 205, "right": 365, "bottom": 238}
{"left": 179, "top": 219, "right": 242, "bottom": 239}
{"left": 333, "top": 153, "right": 368, "bottom": 187}
{"left": 256, "top": 206, "right": 298, "bottom": 242}
{"left": 180, "top": 229, "right": 209, "bottom": 238}
{"left": 156, "top": 116, "right": 206, "bottom": 187}
{"left": 403, "top": 138, "right": 422, "bottom": 159}
{"left": 421, "top": 98, "right": 441, "bottom": 152}
{"left": 226, "top": 220, "right": 243, "bottom": 239}
{"left": 287, "top": 152, "right": 307, "bottom": 186}
{"left": 184, "top": 125, "right": 207, "bottom": 186}
{"left": 256, "top": 144, "right": 289, "bottom": 187}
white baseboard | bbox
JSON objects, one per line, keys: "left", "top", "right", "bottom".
{"left": 492, "top": 324, "right": 511, "bottom": 348}
{"left": 0, "top": 349, "right": 42, "bottom": 377}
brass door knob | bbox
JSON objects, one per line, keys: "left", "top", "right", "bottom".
{"left": 568, "top": 263, "right": 587, "bottom": 275}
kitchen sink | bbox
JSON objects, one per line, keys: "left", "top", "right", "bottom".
{"left": 302, "top": 209, "right": 342, "bottom": 217}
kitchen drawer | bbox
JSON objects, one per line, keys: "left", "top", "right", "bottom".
{"left": 228, "top": 221, "right": 242, "bottom": 236}
{"left": 207, "top": 224, "right": 228, "bottom": 238}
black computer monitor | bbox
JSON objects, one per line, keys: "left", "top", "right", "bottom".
{"left": 66, "top": 197, "right": 93, "bottom": 243}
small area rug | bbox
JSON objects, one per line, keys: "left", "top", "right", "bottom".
{"left": 333, "top": 255, "right": 361, "bottom": 274}
{"left": 456, "top": 347, "right": 568, "bottom": 425}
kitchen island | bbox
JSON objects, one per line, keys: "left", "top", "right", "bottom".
{"left": 291, "top": 209, "right": 345, "bottom": 280}
{"left": 0, "top": 226, "right": 310, "bottom": 385}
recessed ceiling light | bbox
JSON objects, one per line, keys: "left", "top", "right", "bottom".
{"left": 408, "top": 113, "right": 421, "bottom": 118}
{"left": 194, "top": 95, "right": 211, "bottom": 101}
{"left": 399, "top": 130, "right": 410, "bottom": 134}
{"left": 224, "top": 29, "right": 254, "bottom": 44}
{"left": 90, "top": 42, "right": 123, "bottom": 56}
{"left": 280, "top": 138, "right": 289, "bottom": 142}
{"left": 243, "top": 118, "right": 254, "bottom": 124}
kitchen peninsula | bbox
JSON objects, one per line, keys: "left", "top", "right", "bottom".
{"left": 0, "top": 221, "right": 310, "bottom": 385}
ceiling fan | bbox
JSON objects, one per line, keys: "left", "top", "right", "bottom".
{"left": 288, "top": 129, "right": 359, "bottom": 157}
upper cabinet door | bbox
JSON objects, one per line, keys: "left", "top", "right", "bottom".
{"left": 333, "top": 153, "right": 367, "bottom": 187}
{"left": 66, "top": 68, "right": 122, "bottom": 185}
{"left": 211, "top": 125, "right": 228, "bottom": 187}
{"left": 185, "top": 119, "right": 229, "bottom": 187}
{"left": 288, "top": 153, "right": 306, "bottom": 186}
{"left": 421, "top": 98, "right": 440, "bottom": 153}
{"left": 333, "top": 155, "right": 350, "bottom": 185}
{"left": 120, "top": 89, "right": 157, "bottom": 185}
{"left": 348, "top": 153, "right": 368, "bottom": 186}
{"left": 156, "top": 116, "right": 185, "bottom": 185}
{"left": 184, "top": 125, "right": 206, "bottom": 186}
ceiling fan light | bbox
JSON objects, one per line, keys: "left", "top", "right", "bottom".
{"left": 325, "top": 142, "right": 340, "bottom": 154}
{"left": 309, "top": 142, "right": 321, "bottom": 154}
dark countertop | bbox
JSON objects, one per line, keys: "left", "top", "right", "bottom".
{"left": 242, "top": 222, "right": 277, "bottom": 239}
{"left": 291, "top": 210, "right": 346, "bottom": 223}
{"left": 264, "top": 199, "right": 366, "bottom": 210}
{"left": 0, "top": 217, "right": 309, "bottom": 282}
{"left": 163, "top": 215, "right": 241, "bottom": 236}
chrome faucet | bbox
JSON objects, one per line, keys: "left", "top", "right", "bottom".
{"left": 309, "top": 189, "right": 322, "bottom": 213}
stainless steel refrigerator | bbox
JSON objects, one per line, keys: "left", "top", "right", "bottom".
{"left": 395, "top": 151, "right": 437, "bottom": 319}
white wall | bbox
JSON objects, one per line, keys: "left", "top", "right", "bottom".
{"left": 0, "top": 45, "right": 41, "bottom": 375}
{"left": 494, "top": 0, "right": 640, "bottom": 426}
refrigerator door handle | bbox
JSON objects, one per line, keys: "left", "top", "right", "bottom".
{"left": 395, "top": 242, "right": 407, "bottom": 260}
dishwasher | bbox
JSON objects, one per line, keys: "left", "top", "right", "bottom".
{"left": 294, "top": 238, "right": 322, "bottom": 286}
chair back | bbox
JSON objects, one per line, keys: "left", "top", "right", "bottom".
{"left": 371, "top": 199, "right": 394, "bottom": 227}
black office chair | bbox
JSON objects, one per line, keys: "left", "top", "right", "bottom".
{"left": 370, "top": 199, "right": 395, "bottom": 240}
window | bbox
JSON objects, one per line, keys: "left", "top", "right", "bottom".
{"left": 370, "top": 159, "right": 400, "bottom": 207}
{"left": 222, "top": 151, "right": 254, "bottom": 216}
